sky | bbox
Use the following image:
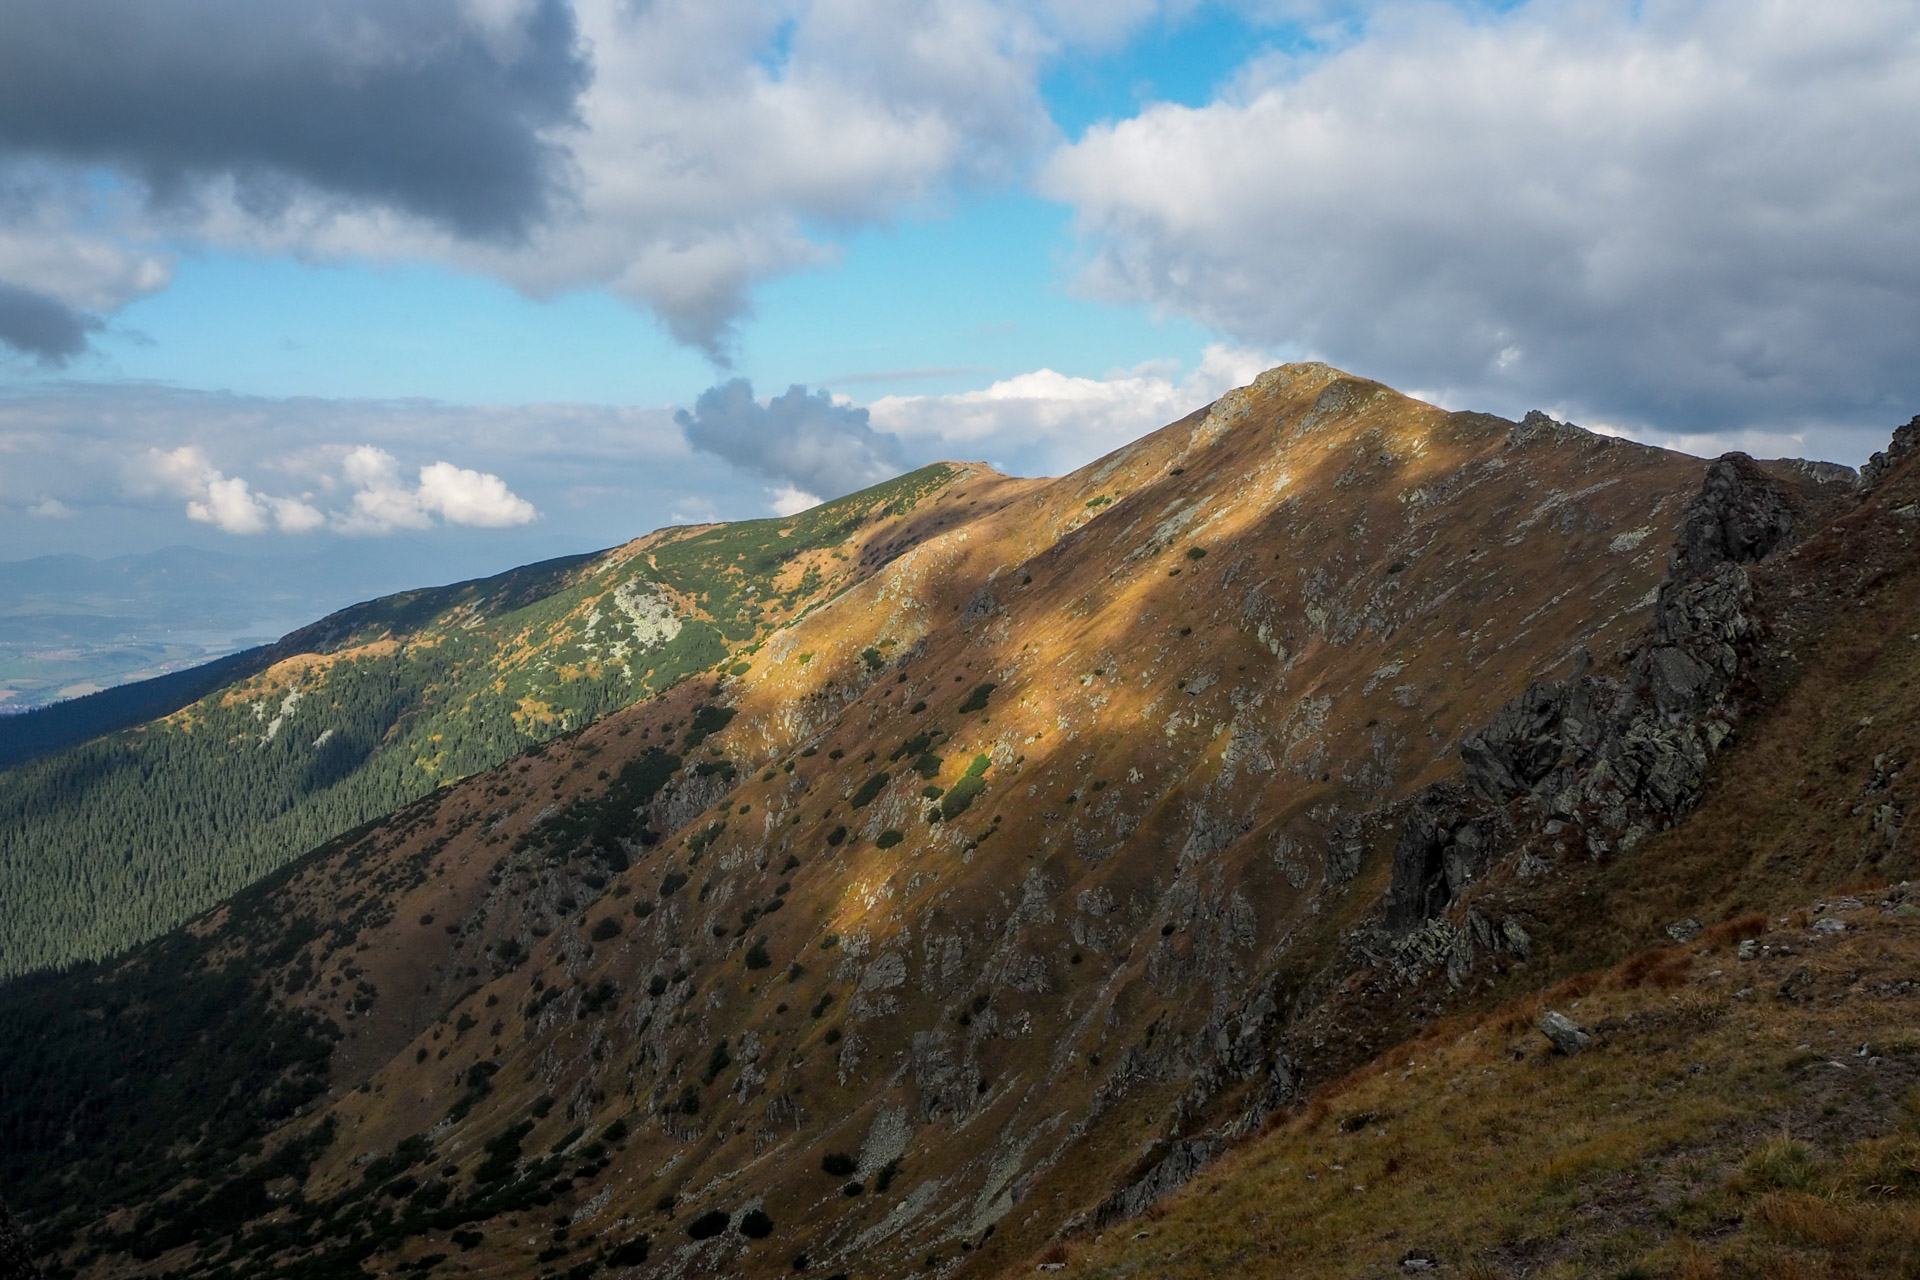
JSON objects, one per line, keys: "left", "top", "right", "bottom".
{"left": 1, "top": 0, "right": 1917, "bottom": 590}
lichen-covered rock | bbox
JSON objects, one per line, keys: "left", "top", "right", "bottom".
{"left": 1538, "top": 1010, "right": 1592, "bottom": 1055}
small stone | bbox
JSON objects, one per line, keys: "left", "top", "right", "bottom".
{"left": 1401, "top": 1252, "right": 1439, "bottom": 1272}
{"left": 1835, "top": 897, "right": 1864, "bottom": 912}
{"left": 1666, "top": 918, "right": 1703, "bottom": 943}
{"left": 1737, "top": 939, "right": 1759, "bottom": 960}
{"left": 1538, "top": 1010, "right": 1592, "bottom": 1055}
{"left": 1813, "top": 917, "right": 1846, "bottom": 934}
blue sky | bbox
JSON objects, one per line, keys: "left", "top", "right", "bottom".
{"left": 0, "top": 0, "right": 1916, "bottom": 592}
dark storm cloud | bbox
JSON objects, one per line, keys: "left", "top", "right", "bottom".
{"left": 677, "top": 379, "right": 907, "bottom": 500}
{"left": 0, "top": 283, "right": 97, "bottom": 365}
{"left": 0, "top": 0, "right": 589, "bottom": 241}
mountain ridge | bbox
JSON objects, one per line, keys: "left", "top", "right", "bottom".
{"left": 5, "top": 363, "right": 1910, "bottom": 1280}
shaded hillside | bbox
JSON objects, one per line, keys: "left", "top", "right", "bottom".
{"left": 1019, "top": 422, "right": 1920, "bottom": 1280}
{"left": 7, "top": 364, "right": 1893, "bottom": 1280}
{"left": 0, "top": 464, "right": 996, "bottom": 977}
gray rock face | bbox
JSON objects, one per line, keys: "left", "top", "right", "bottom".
{"left": 1673, "top": 452, "right": 1798, "bottom": 577}
{"left": 1862, "top": 414, "right": 1920, "bottom": 489}
{"left": 1538, "top": 1010, "right": 1592, "bottom": 1055}
{"left": 1390, "top": 454, "right": 1806, "bottom": 931}
{"left": 1382, "top": 786, "right": 1501, "bottom": 929}
{"left": 1091, "top": 1137, "right": 1221, "bottom": 1225}
{"left": 0, "top": 1196, "right": 39, "bottom": 1280}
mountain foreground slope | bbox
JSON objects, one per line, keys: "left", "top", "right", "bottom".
{"left": 5, "top": 363, "right": 1912, "bottom": 1280}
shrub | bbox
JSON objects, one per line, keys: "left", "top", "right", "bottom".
{"left": 822, "top": 1152, "right": 857, "bottom": 1177}
{"left": 964, "top": 753, "right": 991, "bottom": 778}
{"left": 589, "top": 917, "right": 622, "bottom": 942}
{"left": 922, "top": 785, "right": 944, "bottom": 798}
{"left": 606, "top": 1236, "right": 650, "bottom": 1264}
{"left": 686, "top": 1209, "right": 730, "bottom": 1240}
{"left": 660, "top": 871, "right": 689, "bottom": 897}
{"left": 826, "top": 825, "right": 848, "bottom": 846}
{"left": 851, "top": 772, "right": 890, "bottom": 808}
{"left": 746, "top": 941, "right": 772, "bottom": 969}
{"left": 875, "top": 1158, "right": 900, "bottom": 1193}
{"left": 633, "top": 900, "right": 655, "bottom": 918}
{"left": 740, "top": 1208, "right": 775, "bottom": 1238}
{"left": 875, "top": 829, "right": 904, "bottom": 849}
{"left": 861, "top": 647, "right": 884, "bottom": 671}
{"left": 578, "top": 979, "right": 619, "bottom": 1017}
{"left": 683, "top": 706, "right": 737, "bottom": 750}
{"left": 957, "top": 682, "right": 996, "bottom": 713}
{"left": 1186, "top": 546, "right": 1207, "bottom": 560}
{"left": 603, "top": 1118, "right": 629, "bottom": 1142}
{"left": 939, "top": 775, "right": 987, "bottom": 821}
{"left": 703, "top": 1038, "right": 732, "bottom": 1084}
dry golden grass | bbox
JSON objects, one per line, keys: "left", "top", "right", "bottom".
{"left": 1026, "top": 916, "right": 1920, "bottom": 1280}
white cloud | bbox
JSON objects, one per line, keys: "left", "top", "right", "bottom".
{"left": 334, "top": 446, "right": 537, "bottom": 534}
{"left": 416, "top": 460, "right": 540, "bottom": 527}
{"left": 188, "top": 474, "right": 272, "bottom": 534}
{"left": 869, "top": 342, "right": 1275, "bottom": 475}
{"left": 768, "top": 484, "right": 823, "bottom": 516}
{"left": 131, "top": 441, "right": 535, "bottom": 537}
{"left": 27, "top": 496, "right": 70, "bottom": 518}
{"left": 1044, "top": 0, "right": 1920, "bottom": 445}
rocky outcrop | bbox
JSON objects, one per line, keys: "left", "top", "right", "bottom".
{"left": 0, "top": 1198, "right": 38, "bottom": 1280}
{"left": 1381, "top": 785, "right": 1501, "bottom": 929}
{"left": 1672, "top": 452, "right": 1799, "bottom": 576}
{"left": 1862, "top": 414, "right": 1920, "bottom": 489}
{"left": 1390, "top": 452, "right": 1804, "bottom": 926}
{"left": 1091, "top": 1137, "right": 1221, "bottom": 1226}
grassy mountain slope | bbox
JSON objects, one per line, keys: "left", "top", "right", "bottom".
{"left": 1020, "top": 426, "right": 1920, "bottom": 1279}
{"left": 10, "top": 363, "right": 1906, "bottom": 1280}
{"left": 0, "top": 463, "right": 992, "bottom": 977}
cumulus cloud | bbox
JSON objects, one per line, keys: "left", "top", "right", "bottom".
{"left": 132, "top": 441, "right": 535, "bottom": 536}
{"left": 0, "top": 0, "right": 587, "bottom": 242}
{"left": 0, "top": 0, "right": 1138, "bottom": 358}
{"left": 1045, "top": 0, "right": 1920, "bottom": 441}
{"left": 869, "top": 343, "right": 1274, "bottom": 476}
{"left": 677, "top": 379, "right": 908, "bottom": 504}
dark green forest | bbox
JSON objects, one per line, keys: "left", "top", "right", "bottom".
{"left": 0, "top": 464, "right": 957, "bottom": 979}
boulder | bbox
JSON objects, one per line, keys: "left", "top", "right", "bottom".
{"left": 1538, "top": 1010, "right": 1592, "bottom": 1055}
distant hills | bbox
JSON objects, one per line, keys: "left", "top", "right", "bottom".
{"left": 0, "top": 541, "right": 583, "bottom": 716}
